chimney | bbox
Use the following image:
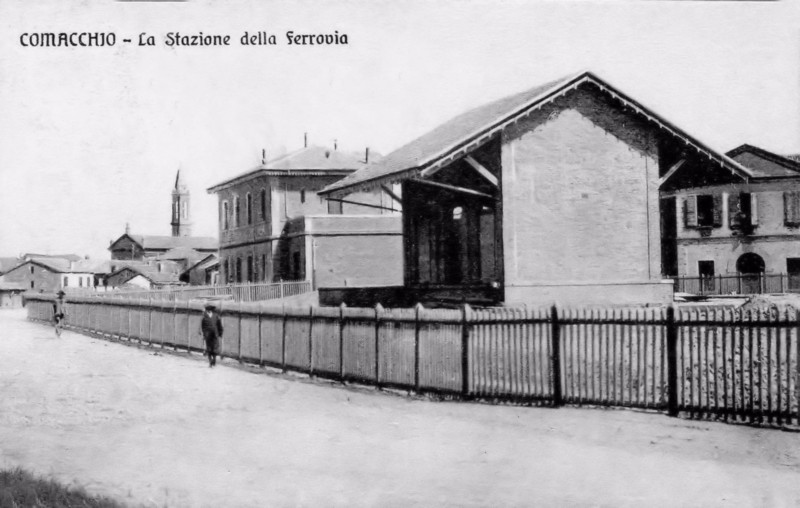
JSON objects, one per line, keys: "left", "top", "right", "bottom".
{"left": 334, "top": 139, "right": 338, "bottom": 151}
{"left": 125, "top": 222, "right": 130, "bottom": 235}
{"left": 262, "top": 148, "right": 266, "bottom": 165}
{"left": 304, "top": 132, "right": 308, "bottom": 148}
{"left": 365, "top": 147, "right": 370, "bottom": 164}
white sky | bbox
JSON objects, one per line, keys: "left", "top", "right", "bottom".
{"left": 0, "top": 0, "right": 798, "bottom": 260}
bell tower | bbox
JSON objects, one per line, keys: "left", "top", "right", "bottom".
{"left": 171, "top": 169, "right": 192, "bottom": 237}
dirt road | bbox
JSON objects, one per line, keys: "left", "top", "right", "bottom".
{"left": 1, "top": 309, "right": 798, "bottom": 507}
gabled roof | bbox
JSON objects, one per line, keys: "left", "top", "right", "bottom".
{"left": 183, "top": 253, "right": 219, "bottom": 274}
{"left": 207, "top": 145, "right": 375, "bottom": 193}
{"left": 726, "top": 144, "right": 800, "bottom": 179}
{"left": 0, "top": 257, "right": 20, "bottom": 274}
{"left": 153, "top": 246, "right": 204, "bottom": 262}
{"left": 109, "top": 234, "right": 218, "bottom": 252}
{"left": 320, "top": 70, "right": 752, "bottom": 197}
{"left": 109, "top": 264, "right": 183, "bottom": 285}
{"left": 22, "top": 253, "right": 83, "bottom": 262}
{"left": 4, "top": 257, "right": 98, "bottom": 274}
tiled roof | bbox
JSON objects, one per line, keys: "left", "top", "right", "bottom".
{"left": 24, "top": 257, "right": 98, "bottom": 274}
{"left": 207, "top": 146, "right": 375, "bottom": 192}
{"left": 123, "top": 235, "right": 218, "bottom": 251}
{"left": 726, "top": 144, "right": 800, "bottom": 179}
{"left": 0, "top": 257, "right": 20, "bottom": 274}
{"left": 110, "top": 263, "right": 183, "bottom": 285}
{"left": 0, "top": 281, "right": 26, "bottom": 291}
{"left": 23, "top": 253, "right": 82, "bottom": 262}
{"left": 153, "top": 247, "right": 205, "bottom": 261}
{"left": 321, "top": 70, "right": 752, "bottom": 196}
{"left": 184, "top": 253, "right": 219, "bottom": 274}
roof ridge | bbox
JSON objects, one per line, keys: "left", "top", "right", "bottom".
{"left": 726, "top": 143, "right": 800, "bottom": 174}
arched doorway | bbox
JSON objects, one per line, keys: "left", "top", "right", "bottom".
{"left": 736, "top": 253, "right": 765, "bottom": 293}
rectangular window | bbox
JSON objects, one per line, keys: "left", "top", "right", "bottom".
{"left": 79, "top": 277, "right": 83, "bottom": 287}
{"left": 63, "top": 276, "right": 68, "bottom": 287}
{"left": 247, "top": 256, "right": 253, "bottom": 282}
{"left": 785, "top": 192, "right": 800, "bottom": 226}
{"left": 222, "top": 202, "right": 230, "bottom": 230}
{"left": 260, "top": 189, "right": 267, "bottom": 221}
{"left": 730, "top": 192, "right": 757, "bottom": 230}
{"left": 788, "top": 258, "right": 800, "bottom": 291}
{"left": 235, "top": 258, "right": 242, "bottom": 283}
{"left": 327, "top": 199, "right": 342, "bottom": 214}
{"left": 261, "top": 254, "right": 267, "bottom": 281}
{"left": 698, "top": 260, "right": 715, "bottom": 292}
{"left": 685, "top": 195, "right": 721, "bottom": 228}
{"left": 246, "top": 193, "right": 253, "bottom": 225}
{"left": 300, "top": 189, "right": 306, "bottom": 204}
{"left": 234, "top": 196, "right": 240, "bottom": 228}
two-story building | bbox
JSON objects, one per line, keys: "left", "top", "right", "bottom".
{"left": 662, "top": 144, "right": 800, "bottom": 292}
{"left": 208, "top": 144, "right": 403, "bottom": 287}
{"left": 321, "top": 70, "right": 752, "bottom": 307}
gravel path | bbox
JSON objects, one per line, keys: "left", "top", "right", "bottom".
{"left": 1, "top": 309, "right": 799, "bottom": 507}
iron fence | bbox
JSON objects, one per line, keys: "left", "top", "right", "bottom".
{"left": 672, "top": 273, "right": 800, "bottom": 296}
{"left": 24, "top": 294, "right": 800, "bottom": 429}
{"left": 73, "top": 280, "right": 312, "bottom": 302}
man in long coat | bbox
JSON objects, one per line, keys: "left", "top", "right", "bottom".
{"left": 200, "top": 303, "right": 223, "bottom": 367}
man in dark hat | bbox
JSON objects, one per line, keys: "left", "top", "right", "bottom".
{"left": 53, "top": 290, "right": 66, "bottom": 337}
{"left": 200, "top": 303, "right": 223, "bottom": 367}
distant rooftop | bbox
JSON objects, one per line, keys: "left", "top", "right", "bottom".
{"left": 726, "top": 144, "right": 800, "bottom": 179}
{"left": 207, "top": 145, "right": 378, "bottom": 193}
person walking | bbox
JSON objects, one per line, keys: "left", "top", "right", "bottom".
{"left": 200, "top": 303, "right": 223, "bottom": 367}
{"left": 53, "top": 290, "right": 66, "bottom": 337}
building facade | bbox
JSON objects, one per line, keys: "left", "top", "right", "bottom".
{"left": 663, "top": 144, "right": 800, "bottom": 291}
{"left": 2, "top": 257, "right": 97, "bottom": 292}
{"left": 321, "top": 71, "right": 751, "bottom": 306}
{"left": 208, "top": 145, "right": 401, "bottom": 285}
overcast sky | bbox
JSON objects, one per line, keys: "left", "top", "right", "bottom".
{"left": 0, "top": 0, "right": 798, "bottom": 260}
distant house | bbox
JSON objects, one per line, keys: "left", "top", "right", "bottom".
{"left": 106, "top": 261, "right": 184, "bottom": 289}
{"left": 207, "top": 144, "right": 402, "bottom": 286}
{"left": 662, "top": 144, "right": 800, "bottom": 291}
{"left": 108, "top": 170, "right": 217, "bottom": 260}
{"left": 0, "top": 281, "right": 26, "bottom": 308}
{"left": 182, "top": 253, "right": 219, "bottom": 285}
{"left": 321, "top": 70, "right": 751, "bottom": 306}
{"left": 2, "top": 257, "right": 98, "bottom": 292}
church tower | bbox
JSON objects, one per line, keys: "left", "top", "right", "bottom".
{"left": 171, "top": 169, "right": 192, "bottom": 237}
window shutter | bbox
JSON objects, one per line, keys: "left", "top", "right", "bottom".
{"left": 712, "top": 194, "right": 723, "bottom": 227}
{"left": 750, "top": 193, "right": 758, "bottom": 226}
{"left": 684, "top": 196, "right": 697, "bottom": 227}
{"left": 729, "top": 193, "right": 741, "bottom": 228}
{"left": 786, "top": 191, "right": 800, "bottom": 225}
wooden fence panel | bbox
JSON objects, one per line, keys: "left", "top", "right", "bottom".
{"left": 284, "top": 307, "right": 312, "bottom": 372}
{"left": 377, "top": 307, "right": 416, "bottom": 388}
{"left": 342, "top": 307, "right": 377, "bottom": 383}
{"left": 418, "top": 308, "right": 462, "bottom": 393}
{"left": 188, "top": 311, "right": 204, "bottom": 352}
{"left": 468, "top": 307, "right": 551, "bottom": 399}
{"left": 220, "top": 305, "right": 241, "bottom": 359}
{"left": 310, "top": 307, "right": 341, "bottom": 377}
{"left": 260, "top": 311, "right": 284, "bottom": 367}
{"left": 239, "top": 309, "right": 261, "bottom": 363}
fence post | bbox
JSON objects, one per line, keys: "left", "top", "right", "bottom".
{"left": 338, "top": 303, "right": 346, "bottom": 380}
{"left": 666, "top": 305, "right": 679, "bottom": 417}
{"left": 550, "top": 305, "right": 563, "bottom": 407}
{"left": 375, "top": 303, "right": 383, "bottom": 388}
{"left": 717, "top": 274, "right": 722, "bottom": 295}
{"left": 280, "top": 280, "right": 285, "bottom": 299}
{"left": 281, "top": 304, "right": 287, "bottom": 372}
{"left": 414, "top": 303, "right": 423, "bottom": 392}
{"left": 461, "top": 304, "right": 471, "bottom": 397}
{"left": 308, "top": 306, "right": 314, "bottom": 376}
{"left": 238, "top": 307, "right": 243, "bottom": 363}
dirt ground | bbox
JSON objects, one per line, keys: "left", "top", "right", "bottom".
{"left": 1, "top": 309, "right": 799, "bottom": 508}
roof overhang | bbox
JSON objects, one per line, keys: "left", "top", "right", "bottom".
{"left": 320, "top": 71, "right": 752, "bottom": 198}
{"left": 207, "top": 168, "right": 355, "bottom": 194}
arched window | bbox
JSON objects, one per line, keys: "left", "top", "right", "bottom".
{"left": 737, "top": 253, "right": 765, "bottom": 274}
{"left": 222, "top": 201, "right": 230, "bottom": 230}
{"left": 234, "top": 196, "right": 240, "bottom": 228}
{"left": 246, "top": 193, "right": 253, "bottom": 225}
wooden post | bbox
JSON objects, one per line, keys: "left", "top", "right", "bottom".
{"left": 666, "top": 305, "right": 679, "bottom": 417}
{"left": 281, "top": 304, "right": 287, "bottom": 372}
{"left": 414, "top": 303, "right": 423, "bottom": 392}
{"left": 717, "top": 274, "right": 722, "bottom": 295}
{"left": 550, "top": 305, "right": 563, "bottom": 407}
{"left": 375, "top": 304, "right": 382, "bottom": 388}
{"left": 308, "top": 306, "right": 314, "bottom": 376}
{"left": 461, "top": 304, "right": 471, "bottom": 397}
{"left": 339, "top": 303, "right": 346, "bottom": 380}
{"left": 238, "top": 307, "right": 243, "bottom": 363}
